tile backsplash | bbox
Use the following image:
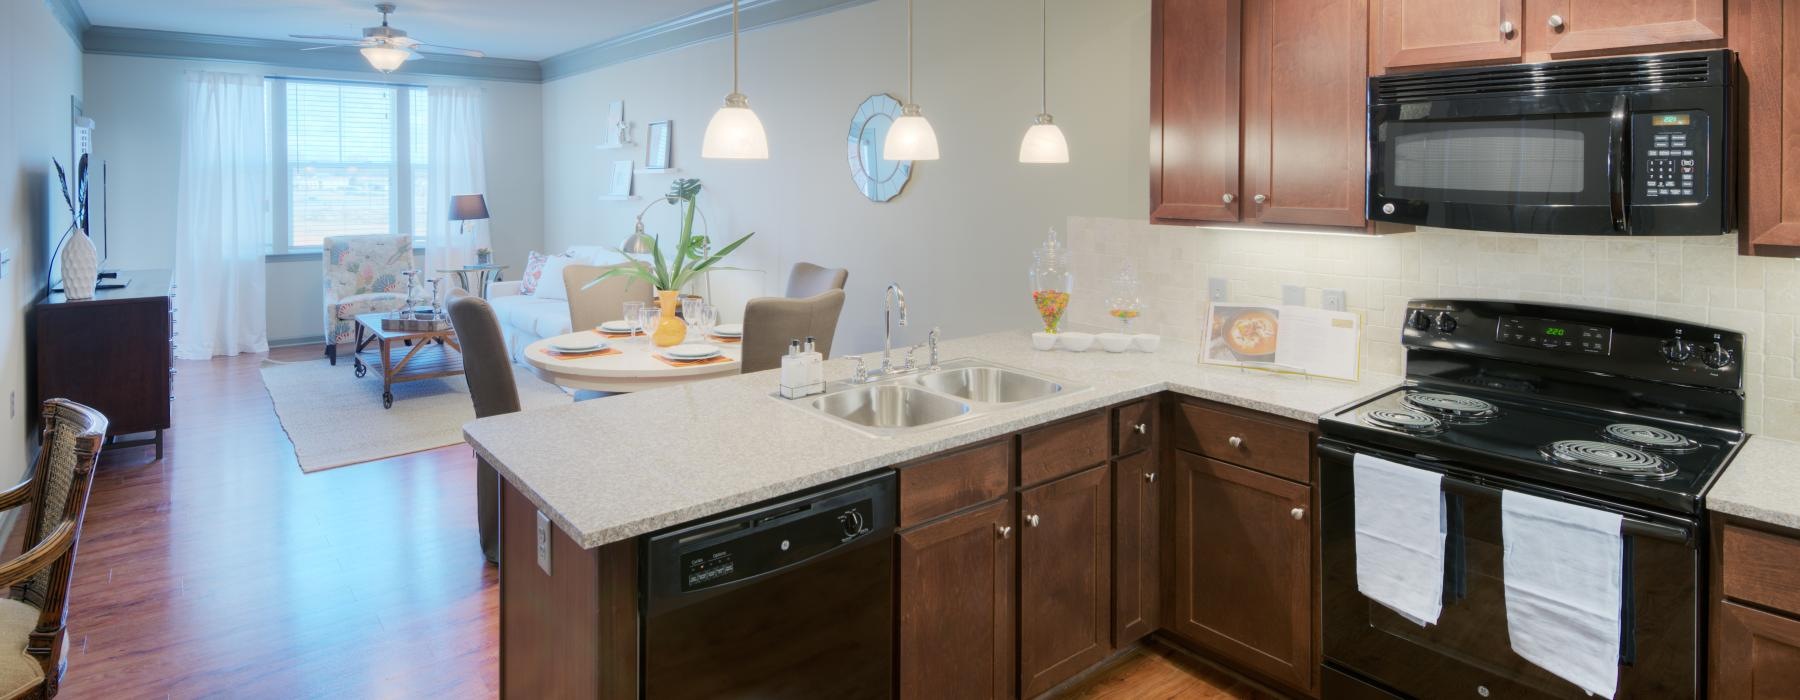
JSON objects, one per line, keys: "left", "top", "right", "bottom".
{"left": 1065, "top": 216, "right": 1796, "bottom": 437}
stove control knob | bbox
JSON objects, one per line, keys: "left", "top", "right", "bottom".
{"left": 1407, "top": 309, "right": 1434, "bottom": 332}
{"left": 1434, "top": 312, "right": 1458, "bottom": 333}
{"left": 1701, "top": 342, "right": 1735, "bottom": 370}
{"left": 1661, "top": 338, "right": 1694, "bottom": 363}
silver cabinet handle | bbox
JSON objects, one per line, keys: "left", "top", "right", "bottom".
{"left": 1228, "top": 435, "right": 1244, "bottom": 449}
{"left": 1025, "top": 514, "right": 1040, "bottom": 527}
{"left": 1291, "top": 507, "right": 1306, "bottom": 520}
{"left": 997, "top": 525, "right": 1012, "bottom": 539}
{"left": 1133, "top": 423, "right": 1148, "bottom": 435}
{"left": 1144, "top": 472, "right": 1157, "bottom": 483}
{"left": 1547, "top": 14, "right": 1564, "bottom": 30}
{"left": 1500, "top": 19, "right": 1515, "bottom": 36}
{"left": 1222, "top": 193, "right": 1235, "bottom": 204}
{"left": 1253, "top": 194, "right": 1267, "bottom": 204}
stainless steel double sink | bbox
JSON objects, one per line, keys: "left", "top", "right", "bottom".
{"left": 789, "top": 358, "right": 1089, "bottom": 437}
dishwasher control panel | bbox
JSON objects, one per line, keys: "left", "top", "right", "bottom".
{"left": 677, "top": 499, "right": 875, "bottom": 592}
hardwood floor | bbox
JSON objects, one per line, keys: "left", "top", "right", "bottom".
{"left": 1056, "top": 639, "right": 1283, "bottom": 699}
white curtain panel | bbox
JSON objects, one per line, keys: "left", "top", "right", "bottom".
{"left": 174, "top": 71, "right": 269, "bottom": 360}
{"left": 425, "top": 85, "right": 488, "bottom": 273}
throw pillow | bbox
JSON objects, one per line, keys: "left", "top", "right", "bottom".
{"left": 520, "top": 251, "right": 552, "bottom": 295}
{"left": 534, "top": 255, "right": 577, "bottom": 301}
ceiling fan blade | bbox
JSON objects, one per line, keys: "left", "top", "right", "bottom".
{"left": 414, "top": 43, "right": 485, "bottom": 58}
{"left": 299, "top": 44, "right": 357, "bottom": 51}
{"left": 288, "top": 34, "right": 362, "bottom": 41}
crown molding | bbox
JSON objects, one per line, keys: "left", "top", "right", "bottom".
{"left": 45, "top": 0, "right": 92, "bottom": 47}
{"left": 81, "top": 25, "right": 543, "bottom": 83}
{"left": 540, "top": 0, "right": 874, "bottom": 82}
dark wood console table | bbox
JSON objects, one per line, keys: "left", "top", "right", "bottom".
{"left": 34, "top": 269, "right": 173, "bottom": 458}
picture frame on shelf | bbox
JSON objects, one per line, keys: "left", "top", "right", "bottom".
{"left": 609, "top": 160, "right": 634, "bottom": 197}
{"left": 645, "top": 120, "right": 673, "bottom": 171}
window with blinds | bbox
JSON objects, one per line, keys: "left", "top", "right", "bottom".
{"left": 269, "top": 78, "right": 428, "bottom": 252}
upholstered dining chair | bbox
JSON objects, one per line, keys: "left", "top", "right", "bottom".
{"left": 785, "top": 262, "right": 849, "bottom": 299}
{"left": 563, "top": 263, "right": 655, "bottom": 332}
{"left": 0, "top": 399, "right": 106, "bottom": 698}
{"left": 740, "top": 290, "right": 847, "bottom": 373}
{"left": 322, "top": 234, "right": 416, "bottom": 365}
{"left": 446, "top": 289, "right": 516, "bottom": 565}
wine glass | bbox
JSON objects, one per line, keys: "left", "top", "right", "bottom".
{"left": 681, "top": 296, "right": 701, "bottom": 328}
{"left": 637, "top": 305, "right": 659, "bottom": 345}
{"left": 621, "top": 301, "right": 643, "bottom": 335}
{"left": 694, "top": 303, "right": 718, "bottom": 340}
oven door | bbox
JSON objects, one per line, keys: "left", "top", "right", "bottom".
{"left": 1319, "top": 439, "right": 1701, "bottom": 699}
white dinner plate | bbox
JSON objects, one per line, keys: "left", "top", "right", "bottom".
{"left": 550, "top": 338, "right": 607, "bottom": 353}
{"left": 711, "top": 323, "right": 743, "bottom": 337}
{"left": 599, "top": 320, "right": 636, "bottom": 333}
{"left": 663, "top": 344, "right": 721, "bottom": 360}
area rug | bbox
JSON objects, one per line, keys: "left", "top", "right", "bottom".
{"left": 261, "top": 358, "right": 572, "bottom": 473}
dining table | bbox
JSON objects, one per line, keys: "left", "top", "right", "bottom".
{"left": 522, "top": 327, "right": 742, "bottom": 393}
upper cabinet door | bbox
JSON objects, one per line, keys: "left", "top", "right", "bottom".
{"left": 1243, "top": 0, "right": 1369, "bottom": 228}
{"left": 1735, "top": 0, "right": 1800, "bottom": 252}
{"left": 1528, "top": 0, "right": 1725, "bottom": 59}
{"left": 1152, "top": 0, "right": 1243, "bottom": 224}
{"left": 1373, "top": 0, "right": 1523, "bottom": 73}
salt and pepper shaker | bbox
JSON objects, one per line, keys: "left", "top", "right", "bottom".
{"left": 780, "top": 338, "right": 825, "bottom": 399}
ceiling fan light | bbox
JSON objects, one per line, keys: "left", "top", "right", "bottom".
{"left": 883, "top": 104, "right": 939, "bottom": 161}
{"left": 701, "top": 93, "right": 770, "bottom": 160}
{"left": 361, "top": 45, "right": 413, "bottom": 72}
{"left": 1019, "top": 113, "right": 1069, "bottom": 164}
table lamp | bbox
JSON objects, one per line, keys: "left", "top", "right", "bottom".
{"left": 450, "top": 195, "right": 490, "bottom": 258}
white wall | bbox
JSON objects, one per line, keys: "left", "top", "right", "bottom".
{"left": 3, "top": 3, "right": 84, "bottom": 478}
{"left": 543, "top": 0, "right": 1151, "bottom": 354}
{"left": 82, "top": 53, "right": 546, "bottom": 344}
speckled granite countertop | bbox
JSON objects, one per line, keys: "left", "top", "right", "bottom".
{"left": 1708, "top": 436, "right": 1800, "bottom": 530}
{"left": 463, "top": 330, "right": 1400, "bottom": 549}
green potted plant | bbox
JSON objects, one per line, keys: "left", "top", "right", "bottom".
{"left": 475, "top": 247, "right": 492, "bottom": 265}
{"left": 586, "top": 178, "right": 754, "bottom": 347}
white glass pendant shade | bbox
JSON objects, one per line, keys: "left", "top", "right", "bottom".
{"left": 360, "top": 45, "right": 413, "bottom": 73}
{"left": 1019, "top": 114, "right": 1069, "bottom": 163}
{"left": 884, "top": 104, "right": 940, "bottom": 161}
{"left": 701, "top": 93, "right": 769, "bottom": 159}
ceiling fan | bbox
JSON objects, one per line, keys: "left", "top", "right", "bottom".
{"left": 291, "top": 3, "right": 485, "bottom": 73}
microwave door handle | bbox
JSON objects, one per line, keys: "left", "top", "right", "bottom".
{"left": 1609, "top": 94, "right": 1630, "bottom": 233}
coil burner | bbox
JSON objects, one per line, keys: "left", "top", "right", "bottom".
{"left": 1602, "top": 423, "right": 1700, "bottom": 454}
{"left": 1541, "top": 440, "right": 1677, "bottom": 480}
{"left": 1402, "top": 392, "right": 1500, "bottom": 423}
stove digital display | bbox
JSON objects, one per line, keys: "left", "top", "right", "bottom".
{"left": 1498, "top": 315, "right": 1611, "bottom": 355}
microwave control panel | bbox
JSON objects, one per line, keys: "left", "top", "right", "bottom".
{"left": 1638, "top": 111, "right": 1706, "bottom": 204}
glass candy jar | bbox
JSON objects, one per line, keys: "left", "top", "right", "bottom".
{"left": 1029, "top": 229, "right": 1073, "bottom": 333}
{"left": 1106, "top": 262, "right": 1144, "bottom": 332}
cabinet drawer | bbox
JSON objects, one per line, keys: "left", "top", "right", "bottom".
{"left": 1020, "top": 411, "right": 1109, "bottom": 487}
{"left": 1170, "top": 401, "right": 1311, "bottom": 483}
{"left": 1721, "top": 524, "right": 1800, "bottom": 615}
{"left": 898, "top": 439, "right": 1012, "bottom": 529}
{"left": 1114, "top": 399, "right": 1155, "bottom": 457}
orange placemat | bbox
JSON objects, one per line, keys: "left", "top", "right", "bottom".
{"left": 653, "top": 354, "right": 734, "bottom": 368}
{"left": 545, "top": 347, "right": 623, "bottom": 361}
{"left": 707, "top": 335, "right": 742, "bottom": 344}
{"left": 595, "top": 330, "right": 637, "bottom": 339}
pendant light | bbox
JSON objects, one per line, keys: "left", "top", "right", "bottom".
{"left": 701, "top": 0, "right": 770, "bottom": 159}
{"left": 883, "top": 0, "right": 940, "bottom": 160}
{"left": 1018, "top": 0, "right": 1068, "bottom": 163}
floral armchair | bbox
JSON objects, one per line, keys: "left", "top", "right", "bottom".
{"left": 322, "top": 234, "right": 415, "bottom": 364}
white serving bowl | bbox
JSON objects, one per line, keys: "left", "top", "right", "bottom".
{"left": 1058, "top": 332, "right": 1094, "bottom": 352}
{"left": 1031, "top": 332, "right": 1058, "bottom": 351}
{"left": 1098, "top": 332, "right": 1133, "bottom": 353}
{"left": 1133, "top": 334, "right": 1162, "bottom": 352}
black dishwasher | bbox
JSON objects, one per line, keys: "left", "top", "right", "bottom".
{"left": 642, "top": 471, "right": 896, "bottom": 700}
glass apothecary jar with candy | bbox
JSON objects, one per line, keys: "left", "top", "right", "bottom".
{"left": 1106, "top": 261, "right": 1144, "bottom": 332}
{"left": 1029, "top": 229, "right": 1073, "bottom": 333}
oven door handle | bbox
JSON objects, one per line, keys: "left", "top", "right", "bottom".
{"left": 1608, "top": 93, "right": 1631, "bottom": 233}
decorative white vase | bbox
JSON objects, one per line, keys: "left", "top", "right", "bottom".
{"left": 60, "top": 228, "right": 100, "bottom": 300}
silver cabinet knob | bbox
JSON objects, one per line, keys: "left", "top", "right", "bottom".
{"left": 1133, "top": 423, "right": 1149, "bottom": 435}
{"left": 1547, "top": 14, "right": 1564, "bottom": 30}
{"left": 1025, "top": 514, "right": 1040, "bottom": 528}
{"left": 1291, "top": 507, "right": 1306, "bottom": 520}
{"left": 1228, "top": 435, "right": 1244, "bottom": 449}
{"left": 997, "top": 525, "right": 1012, "bottom": 539}
{"left": 1500, "top": 20, "right": 1515, "bottom": 36}
{"left": 1222, "top": 193, "right": 1235, "bottom": 204}
{"left": 1144, "top": 472, "right": 1157, "bottom": 483}
{"left": 1253, "top": 194, "right": 1267, "bottom": 204}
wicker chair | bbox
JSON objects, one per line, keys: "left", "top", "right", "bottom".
{"left": 0, "top": 400, "right": 106, "bottom": 698}
{"left": 322, "top": 234, "right": 415, "bottom": 365}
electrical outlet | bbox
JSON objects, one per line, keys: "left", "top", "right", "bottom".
{"left": 536, "top": 510, "right": 552, "bottom": 575}
{"left": 1322, "top": 289, "right": 1347, "bottom": 312}
{"left": 1282, "top": 285, "right": 1306, "bottom": 306}
{"left": 1208, "top": 278, "right": 1230, "bottom": 303}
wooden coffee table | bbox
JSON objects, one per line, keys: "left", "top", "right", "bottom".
{"left": 352, "top": 312, "right": 464, "bottom": 409}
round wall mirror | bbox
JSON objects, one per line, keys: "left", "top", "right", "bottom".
{"left": 847, "top": 94, "right": 914, "bottom": 202}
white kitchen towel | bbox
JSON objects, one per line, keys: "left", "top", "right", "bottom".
{"left": 1353, "top": 453, "right": 1446, "bottom": 627}
{"left": 1502, "top": 490, "right": 1624, "bottom": 699}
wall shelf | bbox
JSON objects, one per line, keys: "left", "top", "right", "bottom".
{"left": 598, "top": 194, "right": 642, "bottom": 201}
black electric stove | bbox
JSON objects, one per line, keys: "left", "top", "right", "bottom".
{"left": 1319, "top": 299, "right": 1745, "bottom": 699}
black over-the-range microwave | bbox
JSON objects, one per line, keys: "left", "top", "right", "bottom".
{"left": 1367, "top": 49, "right": 1733, "bottom": 236}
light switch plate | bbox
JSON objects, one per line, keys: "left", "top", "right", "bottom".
{"left": 1208, "top": 278, "right": 1229, "bottom": 303}
{"left": 535, "top": 510, "right": 552, "bottom": 575}
{"left": 1322, "top": 289, "right": 1347, "bottom": 312}
{"left": 1282, "top": 285, "right": 1306, "bottom": 306}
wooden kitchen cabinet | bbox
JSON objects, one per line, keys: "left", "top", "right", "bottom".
{"left": 1170, "top": 452, "right": 1315, "bottom": 693}
{"left": 1732, "top": 0, "right": 1800, "bottom": 253}
{"left": 1112, "top": 449, "right": 1160, "bottom": 646}
{"left": 1019, "top": 464, "right": 1113, "bottom": 697}
{"left": 1151, "top": 0, "right": 1242, "bottom": 223}
{"left": 1526, "top": 0, "right": 1725, "bottom": 59}
{"left": 1713, "top": 601, "right": 1800, "bottom": 698}
{"left": 1372, "top": 0, "right": 1524, "bottom": 72}
{"left": 898, "top": 499, "right": 1015, "bottom": 700}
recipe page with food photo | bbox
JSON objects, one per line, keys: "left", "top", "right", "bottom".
{"left": 1203, "top": 302, "right": 1361, "bottom": 380}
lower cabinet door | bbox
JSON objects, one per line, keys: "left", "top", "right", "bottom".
{"left": 1020, "top": 464, "right": 1112, "bottom": 697}
{"left": 898, "top": 499, "right": 1014, "bottom": 700}
{"left": 1113, "top": 450, "right": 1160, "bottom": 646}
{"left": 1171, "top": 452, "right": 1314, "bottom": 692}
{"left": 1713, "top": 600, "right": 1800, "bottom": 698}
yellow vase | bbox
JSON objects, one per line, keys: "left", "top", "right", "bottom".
{"left": 652, "top": 290, "right": 687, "bottom": 347}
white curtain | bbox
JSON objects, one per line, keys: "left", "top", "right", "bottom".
{"left": 425, "top": 86, "right": 488, "bottom": 272}
{"left": 173, "top": 71, "right": 269, "bottom": 360}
